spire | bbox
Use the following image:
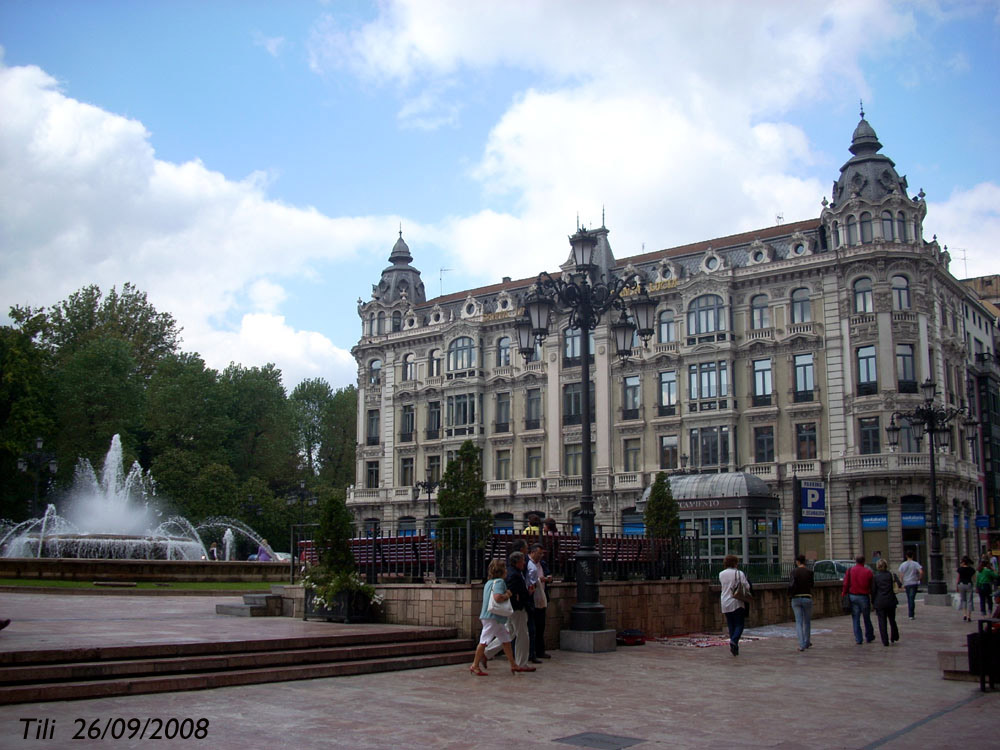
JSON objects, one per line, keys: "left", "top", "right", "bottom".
{"left": 389, "top": 231, "right": 412, "bottom": 265}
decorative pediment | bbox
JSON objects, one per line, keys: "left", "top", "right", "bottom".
{"left": 700, "top": 248, "right": 725, "bottom": 274}
{"left": 747, "top": 239, "right": 772, "bottom": 265}
{"left": 460, "top": 295, "right": 482, "bottom": 320}
{"left": 788, "top": 231, "right": 814, "bottom": 257}
{"left": 656, "top": 259, "right": 681, "bottom": 283}
{"left": 428, "top": 303, "right": 445, "bottom": 325}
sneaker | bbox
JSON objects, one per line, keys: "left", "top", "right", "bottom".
{"left": 730, "top": 642, "right": 738, "bottom": 656}
{"left": 0, "top": 619, "right": 9, "bottom": 631}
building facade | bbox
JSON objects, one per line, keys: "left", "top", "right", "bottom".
{"left": 349, "top": 115, "right": 995, "bottom": 572}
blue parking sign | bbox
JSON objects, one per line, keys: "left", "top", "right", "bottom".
{"left": 800, "top": 481, "right": 825, "bottom": 520}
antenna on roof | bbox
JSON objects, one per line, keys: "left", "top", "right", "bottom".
{"left": 439, "top": 268, "right": 452, "bottom": 297}
{"left": 859, "top": 99, "right": 865, "bottom": 119}
{"left": 399, "top": 222, "right": 402, "bottom": 238}
{"left": 576, "top": 212, "right": 580, "bottom": 231}
{"left": 602, "top": 205, "right": 606, "bottom": 228}
{"left": 776, "top": 213, "right": 784, "bottom": 225}
{"left": 954, "top": 247, "right": 968, "bottom": 278}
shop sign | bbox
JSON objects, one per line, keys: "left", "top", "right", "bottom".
{"left": 862, "top": 513, "right": 887, "bottom": 530}
{"left": 901, "top": 513, "right": 926, "bottom": 529}
{"left": 800, "top": 480, "right": 825, "bottom": 519}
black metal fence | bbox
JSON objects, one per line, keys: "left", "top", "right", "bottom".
{"left": 290, "top": 518, "right": 701, "bottom": 585}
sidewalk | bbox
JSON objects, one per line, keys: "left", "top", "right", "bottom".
{"left": 0, "top": 591, "right": 996, "bottom": 749}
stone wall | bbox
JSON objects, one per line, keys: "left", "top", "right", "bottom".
{"left": 0, "top": 558, "right": 290, "bottom": 583}
{"left": 371, "top": 579, "right": 843, "bottom": 646}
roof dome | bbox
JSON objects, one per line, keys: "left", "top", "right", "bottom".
{"left": 849, "top": 117, "right": 882, "bottom": 156}
{"left": 666, "top": 472, "right": 773, "bottom": 500}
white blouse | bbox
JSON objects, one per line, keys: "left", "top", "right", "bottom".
{"left": 719, "top": 567, "right": 748, "bottom": 613}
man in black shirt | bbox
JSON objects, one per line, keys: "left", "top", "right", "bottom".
{"left": 789, "top": 554, "right": 814, "bottom": 651}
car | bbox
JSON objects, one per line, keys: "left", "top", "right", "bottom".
{"left": 811, "top": 559, "right": 855, "bottom": 580}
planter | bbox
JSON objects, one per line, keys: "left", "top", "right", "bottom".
{"left": 303, "top": 588, "right": 372, "bottom": 623}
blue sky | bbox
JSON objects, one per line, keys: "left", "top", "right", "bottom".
{"left": 1, "top": 1, "right": 998, "bottom": 390}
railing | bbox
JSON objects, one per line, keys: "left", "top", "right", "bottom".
{"left": 653, "top": 342, "right": 679, "bottom": 354}
{"left": 746, "top": 328, "right": 774, "bottom": 341}
{"left": 295, "top": 519, "right": 702, "bottom": 584}
{"left": 747, "top": 463, "right": 776, "bottom": 480}
{"left": 786, "top": 322, "right": 816, "bottom": 336}
{"left": 492, "top": 365, "right": 514, "bottom": 377}
{"left": 614, "top": 472, "right": 644, "bottom": 489}
{"left": 486, "top": 480, "right": 512, "bottom": 497}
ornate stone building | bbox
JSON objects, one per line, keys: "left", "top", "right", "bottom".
{"left": 349, "top": 114, "right": 994, "bottom": 572}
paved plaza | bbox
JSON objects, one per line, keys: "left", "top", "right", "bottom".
{"left": 0, "top": 591, "right": 997, "bottom": 749}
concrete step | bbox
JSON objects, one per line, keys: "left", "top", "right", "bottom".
{"left": 0, "top": 651, "right": 473, "bottom": 704}
{"left": 214, "top": 603, "right": 267, "bottom": 617}
{"left": 241, "top": 594, "right": 283, "bottom": 615}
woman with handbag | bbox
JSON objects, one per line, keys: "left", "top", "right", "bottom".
{"left": 871, "top": 559, "right": 900, "bottom": 646}
{"left": 470, "top": 558, "right": 516, "bottom": 676}
{"left": 719, "top": 554, "right": 752, "bottom": 656}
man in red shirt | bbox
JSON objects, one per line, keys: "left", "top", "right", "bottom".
{"left": 842, "top": 555, "right": 876, "bottom": 644}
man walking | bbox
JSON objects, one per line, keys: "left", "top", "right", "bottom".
{"left": 789, "top": 554, "right": 814, "bottom": 651}
{"left": 485, "top": 549, "right": 535, "bottom": 671}
{"left": 527, "top": 543, "right": 551, "bottom": 660}
{"left": 897, "top": 550, "right": 923, "bottom": 619}
{"left": 842, "top": 555, "right": 875, "bottom": 644}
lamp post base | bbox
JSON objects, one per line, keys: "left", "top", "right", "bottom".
{"left": 923, "top": 593, "right": 953, "bottom": 607}
{"left": 560, "top": 629, "right": 617, "bottom": 653}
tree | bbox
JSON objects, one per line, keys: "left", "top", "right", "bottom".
{"left": 436, "top": 440, "right": 491, "bottom": 538}
{"left": 318, "top": 385, "right": 357, "bottom": 490}
{"left": 315, "top": 486, "right": 355, "bottom": 572}
{"left": 290, "top": 378, "right": 333, "bottom": 476}
{"left": 644, "top": 471, "right": 680, "bottom": 538}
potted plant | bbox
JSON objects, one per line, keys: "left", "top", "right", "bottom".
{"left": 303, "top": 487, "right": 380, "bottom": 622}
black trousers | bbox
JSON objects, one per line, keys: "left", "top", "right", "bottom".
{"left": 876, "top": 606, "right": 899, "bottom": 646}
{"left": 532, "top": 607, "right": 547, "bottom": 656}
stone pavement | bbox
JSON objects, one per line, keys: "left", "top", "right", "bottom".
{"left": 0, "top": 591, "right": 997, "bottom": 749}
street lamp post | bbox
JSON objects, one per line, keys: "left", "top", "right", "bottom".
{"left": 287, "top": 480, "right": 318, "bottom": 525}
{"left": 885, "top": 378, "right": 970, "bottom": 598}
{"left": 516, "top": 227, "right": 655, "bottom": 632}
{"left": 414, "top": 480, "right": 439, "bottom": 522}
{"left": 17, "top": 437, "right": 58, "bottom": 517}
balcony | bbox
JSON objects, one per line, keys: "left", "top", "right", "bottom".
{"left": 752, "top": 394, "right": 772, "bottom": 407}
{"left": 366, "top": 436, "right": 379, "bottom": 446}
{"left": 486, "top": 480, "right": 513, "bottom": 498}
{"left": 786, "top": 322, "right": 816, "bottom": 336}
{"left": 653, "top": 341, "right": 679, "bottom": 354}
{"left": 524, "top": 418, "right": 542, "bottom": 431}
{"left": 793, "top": 390, "right": 814, "bottom": 403}
{"left": 747, "top": 463, "right": 777, "bottom": 481}
{"left": 424, "top": 428, "right": 440, "bottom": 440}
{"left": 398, "top": 432, "right": 414, "bottom": 443}
{"left": 614, "top": 472, "right": 645, "bottom": 490}
{"left": 492, "top": 365, "right": 515, "bottom": 378}
{"left": 658, "top": 404, "right": 677, "bottom": 417}
{"left": 622, "top": 407, "right": 641, "bottom": 421}
{"left": 552, "top": 477, "right": 583, "bottom": 492}
{"left": 857, "top": 382, "right": 878, "bottom": 397}
{"left": 392, "top": 487, "right": 414, "bottom": 502}
{"left": 524, "top": 361, "right": 546, "bottom": 374}
{"left": 789, "top": 460, "right": 821, "bottom": 477}
{"left": 897, "top": 380, "right": 918, "bottom": 394}
{"left": 494, "top": 422, "right": 510, "bottom": 434}
{"left": 347, "top": 488, "right": 385, "bottom": 506}
{"left": 746, "top": 328, "right": 774, "bottom": 342}
{"left": 517, "top": 478, "right": 546, "bottom": 494}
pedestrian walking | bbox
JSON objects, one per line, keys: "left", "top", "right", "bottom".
{"left": 897, "top": 550, "right": 923, "bottom": 619}
{"left": 842, "top": 555, "right": 875, "bottom": 644}
{"left": 789, "top": 554, "right": 813, "bottom": 651}
{"left": 871, "top": 559, "right": 901, "bottom": 646}
{"left": 957, "top": 556, "right": 976, "bottom": 621}
{"left": 719, "top": 555, "right": 751, "bottom": 656}
{"left": 470, "top": 558, "right": 515, "bottom": 676}
{"left": 976, "top": 560, "right": 998, "bottom": 616}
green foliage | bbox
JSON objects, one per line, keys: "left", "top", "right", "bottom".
{"left": 315, "top": 486, "right": 355, "bottom": 573}
{"left": 191, "top": 463, "right": 240, "bottom": 521}
{"left": 644, "top": 471, "right": 680, "bottom": 538}
{"left": 436, "top": 440, "right": 491, "bottom": 541}
{"left": 318, "top": 385, "right": 357, "bottom": 490}
{"left": 290, "top": 377, "right": 333, "bottom": 476}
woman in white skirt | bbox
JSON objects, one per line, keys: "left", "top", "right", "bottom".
{"left": 470, "top": 558, "right": 516, "bottom": 675}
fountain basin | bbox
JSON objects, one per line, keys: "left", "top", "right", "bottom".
{"left": 0, "top": 557, "right": 289, "bottom": 583}
{"left": 9, "top": 533, "right": 205, "bottom": 561}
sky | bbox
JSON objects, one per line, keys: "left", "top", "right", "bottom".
{"left": 1, "top": 1, "right": 998, "bottom": 392}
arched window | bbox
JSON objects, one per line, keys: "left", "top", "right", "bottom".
{"left": 522, "top": 339, "right": 542, "bottom": 363}
{"left": 750, "top": 295, "right": 770, "bottom": 329}
{"left": 791, "top": 288, "right": 811, "bottom": 323}
{"left": 860, "top": 212, "right": 873, "bottom": 243}
{"left": 687, "top": 294, "right": 725, "bottom": 335}
{"left": 881, "top": 211, "right": 894, "bottom": 241}
{"left": 369, "top": 359, "right": 382, "bottom": 385}
{"left": 853, "top": 278, "right": 873, "bottom": 314}
{"left": 447, "top": 336, "right": 476, "bottom": 371}
{"left": 391, "top": 311, "right": 402, "bottom": 332}
{"left": 496, "top": 336, "right": 511, "bottom": 366}
{"left": 832, "top": 221, "right": 840, "bottom": 248}
{"left": 402, "top": 353, "right": 415, "bottom": 381}
{"left": 847, "top": 216, "right": 858, "bottom": 245}
{"left": 896, "top": 212, "right": 908, "bottom": 242}
{"left": 891, "top": 275, "right": 911, "bottom": 310}
{"left": 368, "top": 313, "right": 375, "bottom": 336}
{"left": 376, "top": 311, "right": 386, "bottom": 335}
{"left": 658, "top": 310, "right": 676, "bottom": 343}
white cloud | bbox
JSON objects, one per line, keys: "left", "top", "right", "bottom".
{"left": 0, "top": 61, "right": 390, "bottom": 390}
{"left": 252, "top": 32, "right": 286, "bottom": 58}
{"left": 926, "top": 183, "right": 1000, "bottom": 279}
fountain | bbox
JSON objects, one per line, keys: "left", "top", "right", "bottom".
{"left": 0, "top": 435, "right": 270, "bottom": 561}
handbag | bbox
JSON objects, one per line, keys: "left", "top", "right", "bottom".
{"left": 487, "top": 580, "right": 514, "bottom": 617}
{"left": 730, "top": 569, "right": 753, "bottom": 604}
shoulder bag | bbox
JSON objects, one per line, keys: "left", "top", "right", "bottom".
{"left": 730, "top": 569, "right": 753, "bottom": 603}
{"left": 487, "top": 580, "right": 514, "bottom": 617}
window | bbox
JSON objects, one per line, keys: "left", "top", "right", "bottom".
{"left": 791, "top": 288, "right": 811, "bottom": 323}
{"left": 689, "top": 361, "right": 729, "bottom": 404}
{"left": 376, "top": 311, "right": 385, "bottom": 335}
{"left": 564, "top": 444, "right": 583, "bottom": 475}
{"left": 896, "top": 344, "right": 916, "bottom": 391}
{"left": 495, "top": 449, "right": 510, "bottom": 480}
{"left": 754, "top": 426, "right": 774, "bottom": 463}
{"left": 563, "top": 327, "right": 594, "bottom": 366}
{"left": 687, "top": 294, "right": 725, "bottom": 335}
{"left": 563, "top": 382, "right": 595, "bottom": 425}
{"left": 391, "top": 311, "right": 402, "bottom": 332}
{"left": 623, "top": 438, "right": 641, "bottom": 471}
{"left": 365, "top": 461, "right": 379, "bottom": 489}
{"left": 857, "top": 345, "right": 877, "bottom": 395}
{"left": 796, "top": 423, "right": 817, "bottom": 460}
{"left": 446, "top": 393, "right": 476, "bottom": 433}
{"left": 689, "top": 426, "right": 729, "bottom": 468}
{"left": 522, "top": 338, "right": 542, "bottom": 363}
{"left": 833, "top": 220, "right": 840, "bottom": 248}
{"left": 860, "top": 212, "right": 873, "bottom": 243}
{"left": 898, "top": 421, "right": 919, "bottom": 453}
{"left": 495, "top": 392, "right": 511, "bottom": 432}
{"left": 428, "top": 349, "right": 441, "bottom": 377}
{"left": 366, "top": 409, "right": 379, "bottom": 445}
{"left": 400, "top": 405, "right": 414, "bottom": 441}
{"left": 525, "top": 388, "right": 542, "bottom": 430}
{"left": 750, "top": 295, "right": 770, "bottom": 329}
{"left": 853, "top": 278, "right": 873, "bottom": 313}
{"left": 496, "top": 337, "right": 511, "bottom": 367}
{"left": 426, "top": 401, "right": 441, "bottom": 438}
{"left": 881, "top": 211, "right": 894, "bottom": 241}
{"left": 847, "top": 216, "right": 858, "bottom": 245}
{"left": 660, "top": 435, "right": 678, "bottom": 470}
{"left": 526, "top": 447, "right": 542, "bottom": 478}
{"left": 369, "top": 359, "right": 382, "bottom": 385}
{"left": 859, "top": 417, "right": 881, "bottom": 455}
{"left": 623, "top": 376, "right": 641, "bottom": 419}
{"left": 897, "top": 211, "right": 908, "bottom": 242}
{"left": 752, "top": 359, "right": 772, "bottom": 406}
{"left": 891, "top": 276, "right": 910, "bottom": 310}
{"left": 401, "top": 353, "right": 415, "bottom": 381}
{"left": 426, "top": 455, "right": 441, "bottom": 483}
{"left": 367, "top": 313, "right": 374, "bottom": 336}
{"left": 794, "top": 353, "right": 815, "bottom": 401}
{"left": 400, "top": 457, "right": 414, "bottom": 487}
{"left": 659, "top": 371, "right": 677, "bottom": 415}
{"left": 447, "top": 337, "right": 476, "bottom": 371}
{"left": 658, "top": 310, "right": 676, "bottom": 343}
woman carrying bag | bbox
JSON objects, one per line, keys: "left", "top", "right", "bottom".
{"left": 470, "top": 558, "right": 516, "bottom": 676}
{"left": 719, "top": 555, "right": 752, "bottom": 656}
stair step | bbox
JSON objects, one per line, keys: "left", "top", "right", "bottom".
{"left": 0, "top": 639, "right": 472, "bottom": 684}
{"left": 0, "top": 651, "right": 473, "bottom": 704}
{"left": 214, "top": 604, "right": 267, "bottom": 617}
